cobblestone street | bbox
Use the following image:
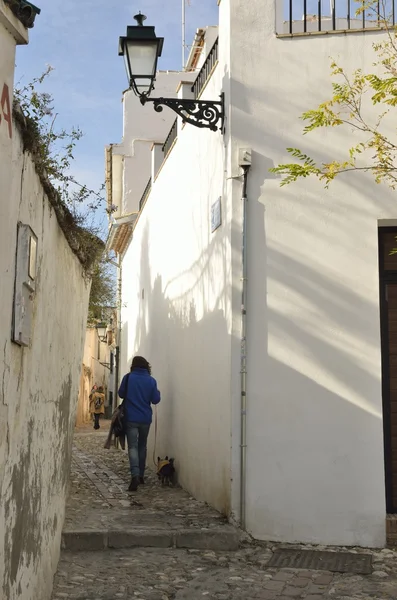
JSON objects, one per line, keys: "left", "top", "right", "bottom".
{"left": 63, "top": 422, "right": 231, "bottom": 535}
{"left": 52, "top": 426, "right": 397, "bottom": 600}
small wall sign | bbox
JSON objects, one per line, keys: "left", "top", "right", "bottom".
{"left": 211, "top": 197, "right": 222, "bottom": 233}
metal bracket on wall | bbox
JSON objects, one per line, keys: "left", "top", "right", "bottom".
{"left": 141, "top": 93, "right": 225, "bottom": 132}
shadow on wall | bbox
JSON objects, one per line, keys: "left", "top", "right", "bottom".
{"left": 126, "top": 220, "right": 234, "bottom": 515}
{"left": 229, "top": 67, "right": 386, "bottom": 415}
{"left": 235, "top": 72, "right": 386, "bottom": 541}
{"left": 119, "top": 61, "right": 387, "bottom": 534}
{"left": 233, "top": 70, "right": 385, "bottom": 414}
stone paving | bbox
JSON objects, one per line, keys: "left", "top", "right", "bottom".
{"left": 52, "top": 427, "right": 397, "bottom": 600}
{"left": 52, "top": 544, "right": 397, "bottom": 600}
{"left": 65, "top": 425, "right": 230, "bottom": 534}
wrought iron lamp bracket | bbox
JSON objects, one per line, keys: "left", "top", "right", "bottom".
{"left": 141, "top": 93, "right": 224, "bottom": 132}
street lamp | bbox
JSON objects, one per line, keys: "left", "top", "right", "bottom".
{"left": 96, "top": 323, "right": 108, "bottom": 343}
{"left": 119, "top": 12, "right": 224, "bottom": 132}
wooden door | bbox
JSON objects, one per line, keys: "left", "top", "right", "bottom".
{"left": 379, "top": 229, "right": 397, "bottom": 512}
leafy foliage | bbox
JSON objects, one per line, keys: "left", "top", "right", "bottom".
{"left": 14, "top": 67, "right": 113, "bottom": 303}
{"left": 271, "top": 1, "right": 397, "bottom": 188}
{"left": 14, "top": 66, "right": 104, "bottom": 214}
{"left": 88, "top": 258, "right": 116, "bottom": 325}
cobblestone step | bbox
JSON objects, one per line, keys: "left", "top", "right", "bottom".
{"left": 62, "top": 433, "right": 241, "bottom": 556}
{"left": 52, "top": 545, "right": 397, "bottom": 600}
{"left": 52, "top": 432, "right": 397, "bottom": 600}
{"left": 62, "top": 526, "right": 240, "bottom": 552}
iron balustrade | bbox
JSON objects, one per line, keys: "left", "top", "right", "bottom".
{"left": 139, "top": 120, "right": 177, "bottom": 216}
{"left": 192, "top": 37, "right": 219, "bottom": 99}
{"left": 138, "top": 38, "right": 221, "bottom": 214}
{"left": 162, "top": 118, "right": 178, "bottom": 157}
{"left": 283, "top": 0, "right": 393, "bottom": 35}
{"left": 139, "top": 177, "right": 152, "bottom": 211}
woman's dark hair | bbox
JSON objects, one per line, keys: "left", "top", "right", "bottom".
{"left": 130, "top": 356, "right": 151, "bottom": 374}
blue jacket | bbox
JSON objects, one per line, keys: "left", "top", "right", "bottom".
{"left": 118, "top": 368, "right": 161, "bottom": 424}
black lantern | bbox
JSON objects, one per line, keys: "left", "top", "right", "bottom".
{"left": 119, "top": 12, "right": 164, "bottom": 99}
{"left": 119, "top": 12, "right": 224, "bottom": 132}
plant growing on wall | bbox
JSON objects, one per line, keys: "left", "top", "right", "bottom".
{"left": 88, "top": 258, "right": 116, "bottom": 324}
{"left": 13, "top": 67, "right": 112, "bottom": 284}
{"left": 14, "top": 66, "right": 104, "bottom": 215}
{"left": 270, "top": 0, "right": 397, "bottom": 189}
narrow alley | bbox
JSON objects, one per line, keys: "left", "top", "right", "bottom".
{"left": 6, "top": 0, "right": 397, "bottom": 598}
{"left": 51, "top": 425, "right": 397, "bottom": 600}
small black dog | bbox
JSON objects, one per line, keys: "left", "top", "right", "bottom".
{"left": 157, "top": 456, "right": 175, "bottom": 486}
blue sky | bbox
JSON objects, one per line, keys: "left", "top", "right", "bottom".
{"left": 15, "top": 0, "right": 219, "bottom": 234}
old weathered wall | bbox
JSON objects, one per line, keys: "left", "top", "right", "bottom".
{"left": 0, "top": 117, "right": 90, "bottom": 599}
{"left": 76, "top": 328, "right": 110, "bottom": 427}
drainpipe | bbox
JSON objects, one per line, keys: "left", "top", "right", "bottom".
{"left": 239, "top": 150, "right": 252, "bottom": 531}
{"left": 106, "top": 255, "right": 122, "bottom": 412}
{"left": 115, "top": 254, "right": 122, "bottom": 410}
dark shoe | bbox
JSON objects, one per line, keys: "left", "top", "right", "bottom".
{"left": 139, "top": 477, "right": 145, "bottom": 485}
{"left": 128, "top": 477, "right": 139, "bottom": 492}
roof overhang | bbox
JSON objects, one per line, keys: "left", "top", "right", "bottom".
{"left": 106, "top": 212, "right": 138, "bottom": 255}
{"left": 185, "top": 28, "right": 205, "bottom": 72}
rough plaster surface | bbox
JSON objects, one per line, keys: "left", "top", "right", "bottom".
{"left": 227, "top": 0, "right": 391, "bottom": 547}
{"left": 0, "top": 22, "right": 90, "bottom": 597}
{"left": 113, "top": 0, "right": 394, "bottom": 548}
{"left": 118, "top": 58, "right": 233, "bottom": 517}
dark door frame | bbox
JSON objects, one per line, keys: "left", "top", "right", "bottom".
{"left": 379, "top": 227, "right": 397, "bottom": 513}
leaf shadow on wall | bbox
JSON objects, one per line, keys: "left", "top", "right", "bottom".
{"left": 231, "top": 72, "right": 387, "bottom": 537}
{"left": 125, "top": 221, "right": 234, "bottom": 514}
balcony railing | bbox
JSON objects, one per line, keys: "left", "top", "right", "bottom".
{"left": 192, "top": 37, "right": 219, "bottom": 99}
{"left": 139, "top": 177, "right": 152, "bottom": 211}
{"left": 138, "top": 121, "right": 177, "bottom": 215}
{"left": 162, "top": 118, "right": 178, "bottom": 158}
{"left": 281, "top": 0, "right": 394, "bottom": 35}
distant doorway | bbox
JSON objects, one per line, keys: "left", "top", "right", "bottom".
{"left": 379, "top": 228, "right": 397, "bottom": 513}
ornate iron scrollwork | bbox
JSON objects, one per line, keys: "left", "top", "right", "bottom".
{"left": 141, "top": 93, "right": 224, "bottom": 132}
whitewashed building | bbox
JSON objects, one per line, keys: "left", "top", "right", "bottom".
{"left": 106, "top": 0, "right": 397, "bottom": 548}
{"left": 0, "top": 1, "right": 98, "bottom": 597}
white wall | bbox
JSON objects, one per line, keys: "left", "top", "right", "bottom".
{"left": 115, "top": 0, "right": 390, "bottom": 547}
{"left": 228, "top": 0, "right": 391, "bottom": 546}
{"left": 119, "top": 59, "right": 234, "bottom": 514}
{"left": 0, "top": 0, "right": 27, "bottom": 248}
{"left": 0, "top": 15, "right": 90, "bottom": 593}
{"left": 112, "top": 71, "right": 195, "bottom": 216}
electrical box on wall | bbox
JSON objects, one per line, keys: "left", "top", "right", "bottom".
{"left": 12, "top": 223, "right": 38, "bottom": 347}
{"left": 238, "top": 148, "right": 252, "bottom": 167}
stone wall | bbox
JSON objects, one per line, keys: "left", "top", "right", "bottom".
{"left": 0, "top": 108, "right": 91, "bottom": 599}
{"left": 0, "top": 17, "right": 92, "bottom": 594}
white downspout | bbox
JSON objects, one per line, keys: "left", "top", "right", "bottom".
{"left": 239, "top": 149, "right": 252, "bottom": 530}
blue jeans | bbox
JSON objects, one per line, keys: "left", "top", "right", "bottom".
{"left": 126, "top": 422, "right": 151, "bottom": 478}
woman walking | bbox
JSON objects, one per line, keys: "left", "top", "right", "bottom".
{"left": 89, "top": 385, "right": 105, "bottom": 430}
{"left": 118, "top": 356, "right": 161, "bottom": 491}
